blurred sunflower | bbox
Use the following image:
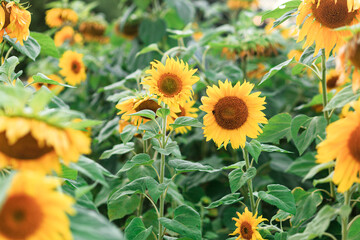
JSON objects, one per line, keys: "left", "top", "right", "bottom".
{"left": 287, "top": 49, "right": 303, "bottom": 62}
{"left": 116, "top": 96, "right": 161, "bottom": 127}
{"left": 0, "top": 1, "right": 31, "bottom": 45}
{"left": 59, "top": 50, "right": 87, "bottom": 86}
{"left": 79, "top": 21, "right": 109, "bottom": 43}
{"left": 54, "top": 26, "right": 83, "bottom": 47}
{"left": 168, "top": 100, "right": 198, "bottom": 134}
{"left": 230, "top": 207, "right": 267, "bottom": 240}
{"left": 247, "top": 63, "right": 267, "bottom": 80}
{"left": 200, "top": 80, "right": 267, "bottom": 149}
{"left": 319, "top": 69, "right": 349, "bottom": 93}
{"left": 0, "top": 171, "right": 74, "bottom": 240}
{"left": 27, "top": 74, "right": 64, "bottom": 94}
{"left": 45, "top": 8, "right": 78, "bottom": 28}
{"left": 227, "top": 0, "right": 259, "bottom": 10}
{"left": 337, "top": 33, "right": 360, "bottom": 91}
{"left": 142, "top": 57, "right": 199, "bottom": 112}
{"left": 296, "top": 0, "right": 360, "bottom": 58}
{"left": 340, "top": 101, "right": 355, "bottom": 118}
{"left": 0, "top": 116, "right": 91, "bottom": 173}
{"left": 114, "top": 21, "right": 139, "bottom": 40}
{"left": 316, "top": 101, "right": 360, "bottom": 192}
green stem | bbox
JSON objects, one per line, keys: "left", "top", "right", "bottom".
{"left": 320, "top": 48, "right": 336, "bottom": 200}
{"left": 242, "top": 55, "right": 248, "bottom": 81}
{"left": 342, "top": 191, "right": 351, "bottom": 240}
{"left": 4, "top": 46, "right": 13, "bottom": 61}
{"left": 138, "top": 195, "right": 144, "bottom": 217}
{"left": 242, "top": 148, "right": 256, "bottom": 212}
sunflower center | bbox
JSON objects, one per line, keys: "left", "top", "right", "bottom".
{"left": 213, "top": 96, "right": 248, "bottom": 130}
{"left": 240, "top": 221, "right": 253, "bottom": 240}
{"left": 158, "top": 73, "right": 183, "bottom": 97}
{"left": 347, "top": 35, "right": 360, "bottom": 68}
{"left": 348, "top": 126, "right": 360, "bottom": 162}
{"left": 176, "top": 106, "right": 186, "bottom": 117}
{"left": 134, "top": 99, "right": 161, "bottom": 120}
{"left": 312, "top": 0, "right": 356, "bottom": 29}
{"left": 71, "top": 60, "right": 81, "bottom": 74}
{"left": 0, "top": 132, "right": 54, "bottom": 160}
{"left": 327, "top": 75, "right": 339, "bottom": 89}
{"left": 0, "top": 194, "right": 44, "bottom": 239}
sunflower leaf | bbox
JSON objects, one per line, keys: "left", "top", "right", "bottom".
{"left": 100, "top": 143, "right": 135, "bottom": 159}
{"left": 31, "top": 32, "right": 60, "bottom": 58}
{"left": 125, "top": 217, "right": 153, "bottom": 240}
{"left": 257, "top": 113, "right": 292, "bottom": 143}
{"left": 170, "top": 116, "right": 204, "bottom": 128}
{"left": 324, "top": 85, "right": 360, "bottom": 111}
{"left": 206, "top": 193, "right": 243, "bottom": 209}
{"left": 4, "top": 35, "right": 40, "bottom": 61}
{"left": 228, "top": 167, "right": 256, "bottom": 193}
{"left": 169, "top": 159, "right": 218, "bottom": 173}
{"left": 32, "top": 73, "right": 75, "bottom": 88}
{"left": 129, "top": 109, "right": 156, "bottom": 120}
{"left": 117, "top": 154, "right": 154, "bottom": 174}
{"left": 258, "top": 184, "right": 296, "bottom": 215}
{"left": 259, "top": 58, "right": 294, "bottom": 85}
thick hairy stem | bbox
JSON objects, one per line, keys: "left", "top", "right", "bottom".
{"left": 158, "top": 111, "right": 167, "bottom": 240}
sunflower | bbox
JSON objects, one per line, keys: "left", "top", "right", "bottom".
{"left": 0, "top": 171, "right": 74, "bottom": 240}
{"left": 340, "top": 101, "right": 356, "bottom": 118}
{"left": 200, "top": 80, "right": 267, "bottom": 149}
{"left": 45, "top": 8, "right": 78, "bottom": 28}
{"left": 247, "top": 63, "right": 267, "bottom": 80}
{"left": 79, "top": 21, "right": 109, "bottom": 43}
{"left": 336, "top": 33, "right": 360, "bottom": 92}
{"left": 28, "top": 74, "right": 64, "bottom": 94}
{"left": 227, "top": 0, "right": 259, "bottom": 10}
{"left": 59, "top": 50, "right": 87, "bottom": 86}
{"left": 316, "top": 101, "right": 360, "bottom": 192}
{"left": 168, "top": 100, "right": 198, "bottom": 134}
{"left": 116, "top": 96, "right": 161, "bottom": 127}
{"left": 0, "top": 116, "right": 91, "bottom": 173}
{"left": 296, "top": 0, "right": 360, "bottom": 58}
{"left": 142, "top": 58, "right": 199, "bottom": 112}
{"left": 54, "top": 26, "right": 83, "bottom": 47}
{"left": 0, "top": 1, "right": 31, "bottom": 45}
{"left": 230, "top": 207, "right": 267, "bottom": 240}
{"left": 319, "top": 69, "right": 349, "bottom": 93}
{"left": 114, "top": 21, "right": 139, "bottom": 40}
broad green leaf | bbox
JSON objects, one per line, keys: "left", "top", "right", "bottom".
{"left": 228, "top": 167, "right": 256, "bottom": 193}
{"left": 246, "top": 140, "right": 292, "bottom": 163}
{"left": 261, "top": 0, "right": 301, "bottom": 21}
{"left": 129, "top": 109, "right": 156, "bottom": 120}
{"left": 168, "top": 29, "right": 194, "bottom": 39}
{"left": 0, "top": 173, "right": 14, "bottom": 208}
{"left": 257, "top": 113, "right": 292, "bottom": 143}
{"left": 75, "top": 182, "right": 98, "bottom": 199}
{"left": 348, "top": 217, "right": 360, "bottom": 240}
{"left": 139, "top": 18, "right": 167, "bottom": 44}
{"left": 0, "top": 56, "right": 19, "bottom": 78}
{"left": 125, "top": 218, "right": 153, "bottom": 240}
{"left": 160, "top": 205, "right": 202, "bottom": 240}
{"left": 70, "top": 206, "right": 125, "bottom": 240}
{"left": 60, "top": 164, "right": 78, "bottom": 180}
{"left": 169, "top": 159, "right": 218, "bottom": 173}
{"left": 324, "top": 85, "right": 360, "bottom": 111}
{"left": 153, "top": 141, "right": 181, "bottom": 157}
{"left": 295, "top": 93, "right": 333, "bottom": 110}
{"left": 67, "top": 119, "right": 102, "bottom": 131}
{"left": 286, "top": 152, "right": 317, "bottom": 177}
{"left": 100, "top": 143, "right": 135, "bottom": 159}
{"left": 97, "top": 117, "right": 120, "bottom": 143}
{"left": 273, "top": 8, "right": 298, "bottom": 28}
{"left": 299, "top": 47, "right": 322, "bottom": 65}
{"left": 107, "top": 194, "right": 140, "bottom": 221}
{"left": 31, "top": 32, "right": 60, "bottom": 58}
{"left": 120, "top": 124, "right": 137, "bottom": 144}
{"left": 117, "top": 154, "right": 154, "bottom": 174}
{"left": 259, "top": 59, "right": 294, "bottom": 85}
{"left": 170, "top": 116, "right": 204, "bottom": 128}
{"left": 4, "top": 35, "right": 40, "bottom": 61}
{"left": 32, "top": 73, "right": 75, "bottom": 88}
{"left": 156, "top": 108, "right": 171, "bottom": 118}
{"left": 136, "top": 43, "right": 161, "bottom": 57}
{"left": 206, "top": 193, "right": 243, "bottom": 209}
{"left": 166, "top": 0, "right": 195, "bottom": 25}
{"left": 258, "top": 184, "right": 296, "bottom": 215}
{"left": 28, "top": 87, "right": 54, "bottom": 113}
{"left": 303, "top": 161, "right": 335, "bottom": 181}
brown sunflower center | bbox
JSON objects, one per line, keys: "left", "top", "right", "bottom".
{"left": 71, "top": 60, "right": 81, "bottom": 74}
{"left": 0, "top": 132, "right": 54, "bottom": 160}
{"left": 213, "top": 96, "right": 248, "bottom": 130}
{"left": 0, "top": 194, "right": 44, "bottom": 239}
{"left": 347, "top": 34, "right": 360, "bottom": 68}
{"left": 348, "top": 126, "right": 360, "bottom": 162}
{"left": 80, "top": 22, "right": 106, "bottom": 37}
{"left": 312, "top": 0, "right": 356, "bottom": 29}
{"left": 158, "top": 73, "right": 183, "bottom": 97}
{"left": 327, "top": 75, "right": 339, "bottom": 89}
{"left": 176, "top": 106, "right": 186, "bottom": 117}
{"left": 135, "top": 99, "right": 161, "bottom": 120}
{"left": 240, "top": 221, "right": 253, "bottom": 240}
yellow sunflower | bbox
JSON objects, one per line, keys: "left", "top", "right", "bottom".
{"left": 0, "top": 116, "right": 91, "bottom": 173}
{"left": 0, "top": 1, "right": 31, "bottom": 45}
{"left": 168, "top": 100, "right": 198, "bottom": 134}
{"left": 142, "top": 58, "right": 199, "bottom": 112}
{"left": 227, "top": 0, "right": 259, "bottom": 10}
{"left": 59, "top": 50, "right": 87, "bottom": 86}
{"left": 200, "top": 80, "right": 267, "bottom": 149}
{"left": 296, "top": 0, "right": 360, "bottom": 58}
{"left": 116, "top": 96, "right": 161, "bottom": 127}
{"left": 319, "top": 69, "right": 350, "bottom": 93}
{"left": 0, "top": 171, "right": 74, "bottom": 240}
{"left": 54, "top": 26, "right": 83, "bottom": 47}
{"left": 230, "top": 207, "right": 267, "bottom": 240}
{"left": 45, "top": 8, "right": 78, "bottom": 28}
{"left": 28, "top": 74, "right": 64, "bottom": 94}
{"left": 337, "top": 33, "right": 360, "bottom": 92}
{"left": 316, "top": 101, "right": 360, "bottom": 192}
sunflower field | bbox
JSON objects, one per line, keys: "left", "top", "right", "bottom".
{"left": 2, "top": 0, "right": 360, "bottom": 239}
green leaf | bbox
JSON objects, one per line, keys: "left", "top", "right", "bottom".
{"left": 324, "top": 85, "right": 360, "bottom": 111}
{"left": 129, "top": 109, "right": 156, "bottom": 120}
{"left": 4, "top": 35, "right": 40, "bottom": 61}
{"left": 75, "top": 182, "right": 98, "bottom": 199}
{"left": 169, "top": 159, "right": 218, "bottom": 173}
{"left": 100, "top": 143, "right": 135, "bottom": 159}
{"left": 67, "top": 119, "right": 102, "bottom": 131}
{"left": 0, "top": 56, "right": 19, "bottom": 78}
{"left": 295, "top": 93, "right": 333, "bottom": 110}
{"left": 259, "top": 59, "right": 294, "bottom": 85}
{"left": 286, "top": 152, "right": 317, "bottom": 177}
{"left": 258, "top": 184, "right": 296, "bottom": 215}
{"left": 28, "top": 87, "right": 54, "bottom": 113}
{"left": 166, "top": 0, "right": 195, "bottom": 24}
{"left": 299, "top": 47, "right": 322, "bottom": 65}
{"left": 107, "top": 194, "right": 140, "bottom": 221}
{"left": 125, "top": 218, "right": 153, "bottom": 240}
{"left": 70, "top": 206, "right": 125, "bottom": 240}
{"left": 136, "top": 43, "right": 161, "bottom": 58}
{"left": 257, "top": 113, "right": 292, "bottom": 143}
{"left": 60, "top": 164, "right": 78, "bottom": 180}
{"left": 168, "top": 29, "right": 194, "bottom": 39}
{"left": 291, "top": 115, "right": 326, "bottom": 155}
{"left": 31, "top": 32, "right": 60, "bottom": 58}
{"left": 120, "top": 124, "right": 137, "bottom": 144}
{"left": 32, "top": 73, "right": 75, "bottom": 88}
{"left": 117, "top": 154, "right": 154, "bottom": 174}
{"left": 160, "top": 205, "right": 202, "bottom": 240}
{"left": 153, "top": 141, "right": 181, "bottom": 157}
{"left": 348, "top": 217, "right": 360, "bottom": 240}
{"left": 206, "top": 193, "right": 243, "bottom": 209}
{"left": 139, "top": 18, "right": 167, "bottom": 44}
{"left": 156, "top": 108, "right": 171, "bottom": 118}
{"left": 97, "top": 117, "right": 120, "bottom": 143}
{"left": 228, "top": 167, "right": 256, "bottom": 193}
{"left": 0, "top": 173, "right": 14, "bottom": 208}
{"left": 170, "top": 116, "right": 204, "bottom": 129}
{"left": 246, "top": 140, "right": 292, "bottom": 163}
{"left": 261, "top": 0, "right": 301, "bottom": 21}
{"left": 303, "top": 161, "right": 335, "bottom": 181}
{"left": 273, "top": 8, "right": 298, "bottom": 28}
